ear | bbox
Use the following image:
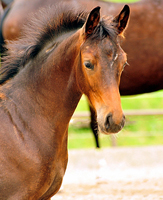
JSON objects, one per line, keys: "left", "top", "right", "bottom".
{"left": 85, "top": 6, "right": 101, "bottom": 36}
{"left": 113, "top": 5, "right": 130, "bottom": 35}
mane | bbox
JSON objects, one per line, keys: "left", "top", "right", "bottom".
{"left": 0, "top": 3, "right": 118, "bottom": 85}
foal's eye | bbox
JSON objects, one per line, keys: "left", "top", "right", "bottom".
{"left": 84, "top": 61, "right": 94, "bottom": 70}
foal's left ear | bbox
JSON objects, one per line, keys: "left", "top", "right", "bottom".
{"left": 84, "top": 6, "right": 101, "bottom": 36}
{"left": 113, "top": 5, "right": 130, "bottom": 35}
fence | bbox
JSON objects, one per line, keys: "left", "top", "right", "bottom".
{"left": 70, "top": 109, "right": 163, "bottom": 147}
{"left": 71, "top": 109, "right": 163, "bottom": 123}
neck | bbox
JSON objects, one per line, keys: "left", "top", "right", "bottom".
{"left": 2, "top": 31, "right": 82, "bottom": 139}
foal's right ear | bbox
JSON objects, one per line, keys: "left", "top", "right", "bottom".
{"left": 84, "top": 6, "right": 101, "bottom": 37}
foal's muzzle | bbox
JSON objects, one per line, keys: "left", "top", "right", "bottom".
{"left": 105, "top": 113, "right": 125, "bottom": 133}
{"left": 98, "top": 113, "right": 125, "bottom": 134}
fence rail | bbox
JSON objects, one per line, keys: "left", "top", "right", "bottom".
{"left": 72, "top": 109, "right": 163, "bottom": 120}
{"left": 71, "top": 109, "right": 163, "bottom": 147}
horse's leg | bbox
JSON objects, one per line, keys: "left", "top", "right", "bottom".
{"left": 89, "top": 103, "right": 100, "bottom": 148}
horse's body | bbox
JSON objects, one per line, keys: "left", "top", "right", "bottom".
{"left": 0, "top": 3, "right": 129, "bottom": 198}
{"left": 120, "top": 0, "right": 163, "bottom": 95}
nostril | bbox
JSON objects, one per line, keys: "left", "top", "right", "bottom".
{"left": 105, "top": 113, "right": 112, "bottom": 130}
{"left": 104, "top": 113, "right": 125, "bottom": 133}
{"left": 121, "top": 114, "right": 126, "bottom": 127}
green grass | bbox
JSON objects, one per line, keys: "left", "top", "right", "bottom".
{"left": 68, "top": 91, "right": 163, "bottom": 149}
{"left": 121, "top": 91, "right": 163, "bottom": 110}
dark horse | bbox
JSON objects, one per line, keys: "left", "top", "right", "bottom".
{"left": 0, "top": 3, "right": 130, "bottom": 199}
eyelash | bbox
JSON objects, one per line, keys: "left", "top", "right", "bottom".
{"left": 122, "top": 61, "right": 129, "bottom": 71}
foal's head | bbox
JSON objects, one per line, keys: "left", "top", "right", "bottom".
{"left": 77, "top": 6, "right": 130, "bottom": 134}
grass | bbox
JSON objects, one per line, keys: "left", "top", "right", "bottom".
{"left": 121, "top": 91, "right": 163, "bottom": 110}
{"left": 68, "top": 91, "right": 163, "bottom": 149}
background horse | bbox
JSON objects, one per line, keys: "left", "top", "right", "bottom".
{"left": 1, "top": 0, "right": 163, "bottom": 148}
{"left": 0, "top": 3, "right": 129, "bottom": 199}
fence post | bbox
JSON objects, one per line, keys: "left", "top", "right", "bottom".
{"left": 110, "top": 135, "right": 117, "bottom": 147}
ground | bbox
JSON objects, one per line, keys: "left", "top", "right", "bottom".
{"left": 52, "top": 146, "right": 163, "bottom": 200}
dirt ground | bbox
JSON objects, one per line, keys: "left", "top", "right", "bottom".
{"left": 52, "top": 146, "right": 163, "bottom": 200}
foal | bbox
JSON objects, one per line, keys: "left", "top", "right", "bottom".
{"left": 0, "top": 4, "right": 130, "bottom": 199}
